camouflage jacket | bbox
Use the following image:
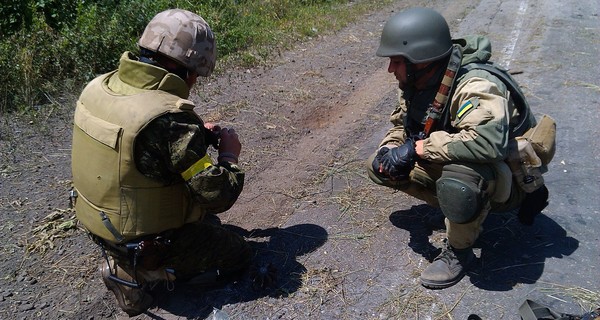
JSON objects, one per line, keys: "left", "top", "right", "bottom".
{"left": 380, "top": 35, "right": 534, "bottom": 163}
{"left": 108, "top": 52, "right": 244, "bottom": 214}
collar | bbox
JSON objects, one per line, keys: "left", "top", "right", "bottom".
{"left": 107, "top": 52, "right": 190, "bottom": 98}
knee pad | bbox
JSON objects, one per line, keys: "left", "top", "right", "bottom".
{"left": 436, "top": 164, "right": 488, "bottom": 224}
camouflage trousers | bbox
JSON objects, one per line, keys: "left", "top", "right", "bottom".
{"left": 367, "top": 153, "right": 526, "bottom": 249}
{"left": 103, "top": 218, "right": 252, "bottom": 283}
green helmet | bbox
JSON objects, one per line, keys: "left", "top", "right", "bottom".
{"left": 376, "top": 7, "right": 452, "bottom": 63}
{"left": 139, "top": 9, "right": 216, "bottom": 77}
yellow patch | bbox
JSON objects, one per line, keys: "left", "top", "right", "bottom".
{"left": 181, "top": 154, "right": 213, "bottom": 181}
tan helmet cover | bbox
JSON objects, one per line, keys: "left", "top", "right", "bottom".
{"left": 139, "top": 9, "right": 216, "bottom": 77}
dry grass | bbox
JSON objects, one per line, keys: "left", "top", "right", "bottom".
{"left": 563, "top": 80, "right": 600, "bottom": 93}
{"left": 313, "top": 151, "right": 366, "bottom": 185}
{"left": 295, "top": 265, "right": 389, "bottom": 316}
{"left": 536, "top": 281, "right": 600, "bottom": 312}
{"left": 25, "top": 208, "right": 78, "bottom": 254}
{"left": 298, "top": 267, "right": 346, "bottom": 305}
{"left": 313, "top": 151, "right": 393, "bottom": 230}
{"left": 203, "top": 100, "right": 249, "bottom": 123}
{"left": 326, "top": 185, "right": 378, "bottom": 220}
{"left": 378, "top": 283, "right": 441, "bottom": 319}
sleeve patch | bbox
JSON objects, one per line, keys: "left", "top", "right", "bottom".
{"left": 457, "top": 99, "right": 476, "bottom": 119}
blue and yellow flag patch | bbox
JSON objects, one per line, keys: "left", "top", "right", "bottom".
{"left": 457, "top": 100, "right": 475, "bottom": 119}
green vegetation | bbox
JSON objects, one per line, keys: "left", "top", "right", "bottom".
{"left": 0, "top": 0, "right": 390, "bottom": 114}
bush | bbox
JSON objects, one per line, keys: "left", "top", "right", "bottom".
{"left": 0, "top": 0, "right": 388, "bottom": 114}
{"left": 0, "top": 0, "right": 175, "bottom": 113}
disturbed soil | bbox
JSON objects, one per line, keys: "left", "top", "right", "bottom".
{"left": 1, "top": 0, "right": 599, "bottom": 319}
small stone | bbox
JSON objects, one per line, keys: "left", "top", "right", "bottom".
{"left": 18, "top": 303, "right": 35, "bottom": 311}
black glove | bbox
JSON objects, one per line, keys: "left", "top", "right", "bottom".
{"left": 372, "top": 146, "right": 390, "bottom": 174}
{"left": 380, "top": 139, "right": 417, "bottom": 180}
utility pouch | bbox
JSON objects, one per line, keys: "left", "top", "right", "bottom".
{"left": 522, "top": 114, "right": 556, "bottom": 170}
{"left": 507, "top": 137, "right": 545, "bottom": 193}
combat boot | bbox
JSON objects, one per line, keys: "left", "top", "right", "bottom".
{"left": 100, "top": 260, "right": 154, "bottom": 317}
{"left": 420, "top": 240, "right": 474, "bottom": 289}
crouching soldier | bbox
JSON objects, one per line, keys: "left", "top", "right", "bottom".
{"left": 71, "top": 9, "right": 252, "bottom": 316}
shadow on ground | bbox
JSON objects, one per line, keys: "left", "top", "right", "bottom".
{"left": 144, "top": 223, "right": 328, "bottom": 319}
{"left": 389, "top": 204, "right": 579, "bottom": 291}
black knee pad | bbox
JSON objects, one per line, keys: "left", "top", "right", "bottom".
{"left": 436, "top": 164, "right": 488, "bottom": 224}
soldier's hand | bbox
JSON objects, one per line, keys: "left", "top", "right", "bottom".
{"left": 372, "top": 146, "right": 390, "bottom": 174}
{"left": 380, "top": 139, "right": 417, "bottom": 180}
{"left": 217, "top": 127, "right": 241, "bottom": 163}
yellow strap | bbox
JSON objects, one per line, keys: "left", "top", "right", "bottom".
{"left": 180, "top": 154, "right": 213, "bottom": 181}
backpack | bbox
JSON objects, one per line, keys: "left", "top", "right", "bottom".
{"left": 461, "top": 62, "right": 533, "bottom": 139}
{"left": 459, "top": 62, "right": 557, "bottom": 191}
{"left": 462, "top": 62, "right": 556, "bottom": 164}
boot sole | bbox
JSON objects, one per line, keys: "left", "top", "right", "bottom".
{"left": 420, "top": 272, "right": 466, "bottom": 289}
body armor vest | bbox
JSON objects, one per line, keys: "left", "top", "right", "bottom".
{"left": 72, "top": 71, "right": 199, "bottom": 243}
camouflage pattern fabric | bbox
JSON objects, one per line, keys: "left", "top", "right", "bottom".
{"left": 135, "top": 112, "right": 207, "bottom": 183}
{"left": 135, "top": 112, "right": 244, "bottom": 215}
{"left": 138, "top": 9, "right": 216, "bottom": 77}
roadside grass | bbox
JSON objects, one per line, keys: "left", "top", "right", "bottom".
{"left": 1, "top": 0, "right": 393, "bottom": 115}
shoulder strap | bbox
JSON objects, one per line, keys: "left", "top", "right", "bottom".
{"left": 461, "top": 62, "right": 532, "bottom": 138}
{"left": 420, "top": 46, "right": 463, "bottom": 138}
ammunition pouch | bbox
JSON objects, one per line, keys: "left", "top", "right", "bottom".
{"left": 507, "top": 114, "right": 556, "bottom": 193}
{"left": 436, "top": 164, "right": 488, "bottom": 224}
{"left": 507, "top": 137, "right": 544, "bottom": 193}
{"left": 522, "top": 114, "right": 556, "bottom": 169}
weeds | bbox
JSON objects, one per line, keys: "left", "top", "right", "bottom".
{"left": 0, "top": 0, "right": 392, "bottom": 114}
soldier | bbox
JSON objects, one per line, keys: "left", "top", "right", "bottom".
{"left": 367, "top": 7, "right": 550, "bottom": 289}
{"left": 71, "top": 9, "right": 251, "bottom": 315}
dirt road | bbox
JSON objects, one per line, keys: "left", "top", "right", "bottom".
{"left": 1, "top": 0, "right": 598, "bottom": 319}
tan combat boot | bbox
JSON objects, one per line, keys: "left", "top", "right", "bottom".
{"left": 420, "top": 240, "right": 475, "bottom": 289}
{"left": 100, "top": 259, "right": 154, "bottom": 317}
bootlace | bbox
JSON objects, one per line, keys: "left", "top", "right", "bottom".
{"left": 435, "top": 246, "right": 458, "bottom": 265}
